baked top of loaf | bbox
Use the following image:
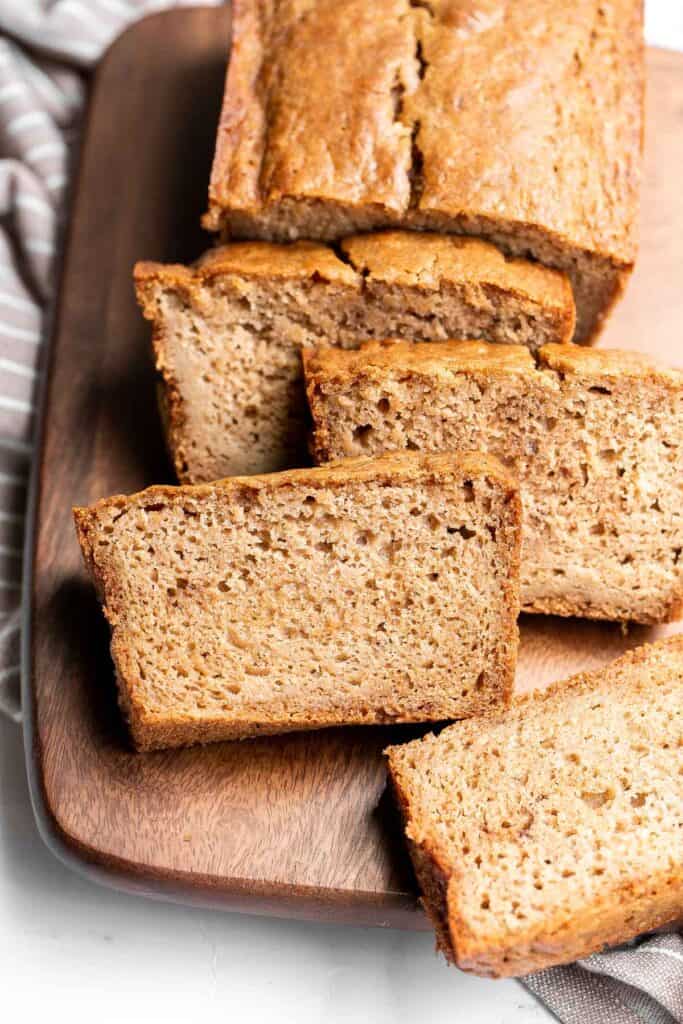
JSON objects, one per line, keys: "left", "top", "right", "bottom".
{"left": 304, "top": 338, "right": 537, "bottom": 383}
{"left": 305, "top": 340, "right": 683, "bottom": 623}
{"left": 136, "top": 232, "right": 573, "bottom": 310}
{"left": 386, "top": 634, "right": 683, "bottom": 977}
{"left": 340, "top": 233, "right": 573, "bottom": 309}
{"left": 205, "top": 0, "right": 417, "bottom": 230}
{"left": 138, "top": 240, "right": 358, "bottom": 289}
{"left": 74, "top": 451, "right": 521, "bottom": 750}
{"left": 206, "top": 0, "right": 643, "bottom": 268}
{"left": 79, "top": 448, "right": 516, "bottom": 504}
{"left": 305, "top": 338, "right": 681, "bottom": 384}
{"left": 540, "top": 343, "right": 682, "bottom": 380}
{"left": 134, "top": 234, "right": 574, "bottom": 482}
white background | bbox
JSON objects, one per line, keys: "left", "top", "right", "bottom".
{"left": 1, "top": 3, "right": 681, "bottom": 1021}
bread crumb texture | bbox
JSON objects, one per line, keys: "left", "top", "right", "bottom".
{"left": 386, "top": 634, "right": 683, "bottom": 977}
{"left": 134, "top": 232, "right": 574, "bottom": 482}
{"left": 305, "top": 340, "right": 683, "bottom": 623}
{"left": 205, "top": 0, "right": 643, "bottom": 342}
{"left": 73, "top": 452, "right": 521, "bottom": 750}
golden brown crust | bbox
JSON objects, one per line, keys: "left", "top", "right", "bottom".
{"left": 127, "top": 706, "right": 420, "bottom": 752}
{"left": 452, "top": 885, "right": 683, "bottom": 977}
{"left": 134, "top": 232, "right": 575, "bottom": 307}
{"left": 204, "top": 0, "right": 417, "bottom": 231}
{"left": 205, "top": 0, "right": 643, "bottom": 345}
{"left": 522, "top": 593, "right": 683, "bottom": 625}
{"left": 540, "top": 343, "right": 683, "bottom": 383}
{"left": 74, "top": 450, "right": 519, "bottom": 521}
{"left": 304, "top": 338, "right": 535, "bottom": 387}
{"left": 134, "top": 268, "right": 193, "bottom": 482}
{"left": 194, "top": 240, "right": 358, "bottom": 283}
{"left": 135, "top": 240, "right": 358, "bottom": 297}
{"left": 409, "top": 0, "right": 644, "bottom": 266}
{"left": 386, "top": 635, "right": 683, "bottom": 977}
{"left": 207, "top": 0, "right": 643, "bottom": 262}
{"left": 305, "top": 338, "right": 683, "bottom": 389}
{"left": 342, "top": 233, "right": 574, "bottom": 316}
{"left": 387, "top": 765, "right": 457, "bottom": 962}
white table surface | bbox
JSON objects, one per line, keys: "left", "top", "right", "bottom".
{"left": 2, "top": 4, "right": 682, "bottom": 1022}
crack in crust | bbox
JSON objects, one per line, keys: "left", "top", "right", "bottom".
{"left": 204, "top": 0, "right": 643, "bottom": 344}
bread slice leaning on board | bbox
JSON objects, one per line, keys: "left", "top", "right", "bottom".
{"left": 73, "top": 452, "right": 521, "bottom": 751}
{"left": 386, "top": 635, "right": 683, "bottom": 977}
{"left": 204, "top": 0, "right": 643, "bottom": 344}
{"left": 304, "top": 340, "right": 683, "bottom": 624}
{"left": 134, "top": 232, "right": 574, "bottom": 483}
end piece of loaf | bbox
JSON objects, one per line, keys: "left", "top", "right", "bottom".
{"left": 305, "top": 340, "right": 683, "bottom": 624}
{"left": 134, "top": 232, "right": 574, "bottom": 483}
{"left": 73, "top": 451, "right": 521, "bottom": 751}
{"left": 205, "top": 0, "right": 643, "bottom": 343}
{"left": 386, "top": 634, "right": 683, "bottom": 978}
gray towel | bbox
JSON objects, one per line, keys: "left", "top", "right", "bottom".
{"left": 0, "top": 4, "right": 680, "bottom": 1021}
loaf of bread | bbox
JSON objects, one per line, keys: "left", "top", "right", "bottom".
{"left": 386, "top": 634, "right": 683, "bottom": 977}
{"left": 134, "top": 232, "right": 573, "bottom": 482}
{"left": 304, "top": 340, "right": 683, "bottom": 624}
{"left": 205, "top": 0, "right": 643, "bottom": 343}
{"left": 73, "top": 452, "right": 521, "bottom": 751}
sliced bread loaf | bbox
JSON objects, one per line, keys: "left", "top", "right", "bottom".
{"left": 73, "top": 451, "right": 521, "bottom": 751}
{"left": 134, "top": 232, "right": 574, "bottom": 483}
{"left": 304, "top": 340, "right": 683, "bottom": 624}
{"left": 205, "top": 0, "right": 643, "bottom": 343}
{"left": 386, "top": 634, "right": 683, "bottom": 977}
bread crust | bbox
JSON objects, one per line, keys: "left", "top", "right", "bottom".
{"left": 204, "top": 0, "right": 418, "bottom": 230}
{"left": 386, "top": 635, "right": 683, "bottom": 977}
{"left": 387, "top": 762, "right": 458, "bottom": 962}
{"left": 134, "top": 241, "right": 358, "bottom": 303}
{"left": 205, "top": 0, "right": 644, "bottom": 342}
{"left": 340, "top": 233, "right": 574, "bottom": 317}
{"left": 304, "top": 338, "right": 535, "bottom": 387}
{"left": 539, "top": 342, "right": 683, "bottom": 382}
{"left": 74, "top": 449, "right": 519, "bottom": 513}
{"left": 134, "top": 233, "right": 575, "bottom": 311}
{"left": 304, "top": 338, "right": 681, "bottom": 387}
{"left": 520, "top": 592, "right": 683, "bottom": 626}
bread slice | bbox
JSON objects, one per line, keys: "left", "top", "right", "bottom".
{"left": 73, "top": 451, "right": 521, "bottom": 751}
{"left": 204, "top": 0, "right": 643, "bottom": 343}
{"left": 134, "top": 233, "right": 573, "bottom": 483}
{"left": 386, "top": 634, "right": 683, "bottom": 978}
{"left": 304, "top": 340, "right": 683, "bottom": 624}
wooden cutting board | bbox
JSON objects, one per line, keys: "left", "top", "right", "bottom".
{"left": 24, "top": 6, "right": 683, "bottom": 927}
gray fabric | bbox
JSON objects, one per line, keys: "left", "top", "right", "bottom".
{"left": 525, "top": 964, "right": 672, "bottom": 1024}
{"left": 582, "top": 934, "right": 683, "bottom": 1020}
{"left": 527, "top": 934, "right": 683, "bottom": 1024}
{"left": 0, "top": 4, "right": 680, "bottom": 1022}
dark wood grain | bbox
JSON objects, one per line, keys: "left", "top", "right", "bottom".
{"left": 23, "top": 8, "right": 683, "bottom": 927}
